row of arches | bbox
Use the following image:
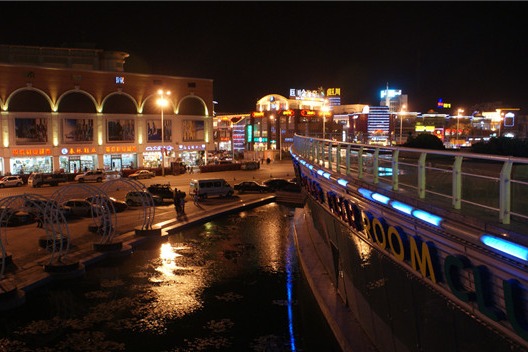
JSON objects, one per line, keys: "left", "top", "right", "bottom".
{"left": 0, "top": 87, "right": 210, "bottom": 116}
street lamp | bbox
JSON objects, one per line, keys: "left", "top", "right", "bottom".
{"left": 399, "top": 104, "right": 407, "bottom": 144}
{"left": 322, "top": 99, "right": 329, "bottom": 140}
{"left": 456, "top": 108, "right": 464, "bottom": 148}
{"left": 157, "top": 89, "right": 171, "bottom": 177}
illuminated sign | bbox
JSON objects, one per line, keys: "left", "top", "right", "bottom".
{"left": 251, "top": 111, "right": 265, "bottom": 118}
{"left": 437, "top": 99, "right": 452, "bottom": 108}
{"left": 61, "top": 147, "right": 99, "bottom": 155}
{"left": 246, "top": 125, "right": 253, "bottom": 142}
{"left": 281, "top": 110, "right": 295, "bottom": 116}
{"left": 326, "top": 88, "right": 341, "bottom": 97}
{"left": 289, "top": 88, "right": 325, "bottom": 100}
{"left": 12, "top": 148, "right": 52, "bottom": 156}
{"left": 504, "top": 112, "right": 515, "bottom": 127}
{"left": 300, "top": 110, "right": 316, "bottom": 117}
{"left": 145, "top": 145, "right": 173, "bottom": 152}
{"left": 380, "top": 89, "right": 402, "bottom": 99}
{"left": 104, "top": 145, "right": 137, "bottom": 154}
{"left": 177, "top": 144, "right": 206, "bottom": 151}
{"left": 294, "top": 158, "right": 528, "bottom": 343}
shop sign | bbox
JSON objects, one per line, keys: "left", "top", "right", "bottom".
{"left": 251, "top": 111, "right": 265, "bottom": 118}
{"left": 300, "top": 110, "right": 316, "bottom": 117}
{"left": 12, "top": 148, "right": 52, "bottom": 156}
{"left": 61, "top": 147, "right": 99, "bottom": 155}
{"left": 178, "top": 144, "right": 206, "bottom": 151}
{"left": 104, "top": 146, "right": 137, "bottom": 153}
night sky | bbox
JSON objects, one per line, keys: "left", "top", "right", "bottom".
{"left": 2, "top": 1, "right": 526, "bottom": 114}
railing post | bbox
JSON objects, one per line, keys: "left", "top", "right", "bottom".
{"left": 328, "top": 142, "right": 333, "bottom": 171}
{"left": 373, "top": 148, "right": 379, "bottom": 184}
{"left": 418, "top": 152, "right": 427, "bottom": 199}
{"left": 452, "top": 156, "right": 463, "bottom": 210}
{"left": 392, "top": 149, "right": 399, "bottom": 191}
{"left": 345, "top": 145, "right": 351, "bottom": 176}
{"left": 336, "top": 143, "right": 341, "bottom": 174}
{"left": 358, "top": 146, "right": 364, "bottom": 179}
{"left": 320, "top": 140, "right": 325, "bottom": 166}
{"left": 500, "top": 159, "right": 513, "bottom": 224}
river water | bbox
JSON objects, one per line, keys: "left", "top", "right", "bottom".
{"left": 0, "top": 203, "right": 341, "bottom": 351}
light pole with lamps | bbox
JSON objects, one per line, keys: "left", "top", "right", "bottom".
{"left": 321, "top": 99, "right": 328, "bottom": 140}
{"left": 456, "top": 108, "right": 464, "bottom": 147}
{"left": 157, "top": 89, "right": 171, "bottom": 177}
{"left": 399, "top": 104, "right": 406, "bottom": 144}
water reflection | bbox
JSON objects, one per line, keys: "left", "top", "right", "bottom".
{"left": 0, "top": 205, "right": 335, "bottom": 351}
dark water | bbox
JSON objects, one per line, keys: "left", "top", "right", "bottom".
{"left": 0, "top": 203, "right": 341, "bottom": 351}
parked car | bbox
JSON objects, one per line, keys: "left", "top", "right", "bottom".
{"left": 125, "top": 191, "right": 163, "bottom": 206}
{"left": 0, "top": 175, "right": 24, "bottom": 188}
{"left": 74, "top": 170, "right": 105, "bottom": 183}
{"left": 147, "top": 184, "right": 175, "bottom": 199}
{"left": 23, "top": 199, "right": 72, "bottom": 218}
{"left": 61, "top": 199, "right": 103, "bottom": 217}
{"left": 85, "top": 195, "right": 128, "bottom": 213}
{"left": 263, "top": 178, "right": 294, "bottom": 191}
{"left": 234, "top": 181, "right": 271, "bottom": 194}
{"left": 128, "top": 170, "right": 155, "bottom": 180}
{"left": 105, "top": 170, "right": 121, "bottom": 181}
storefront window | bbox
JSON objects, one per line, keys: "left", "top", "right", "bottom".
{"left": 11, "top": 156, "right": 53, "bottom": 174}
{"left": 104, "top": 153, "right": 136, "bottom": 170}
{"left": 59, "top": 155, "right": 98, "bottom": 173}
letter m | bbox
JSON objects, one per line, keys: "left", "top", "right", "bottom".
{"left": 409, "top": 236, "right": 437, "bottom": 284}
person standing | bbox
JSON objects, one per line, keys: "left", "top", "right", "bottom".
{"left": 173, "top": 189, "right": 182, "bottom": 217}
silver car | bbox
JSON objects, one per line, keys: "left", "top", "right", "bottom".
{"left": 0, "top": 175, "right": 24, "bottom": 188}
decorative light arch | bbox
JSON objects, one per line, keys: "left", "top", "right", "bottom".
{"left": 3, "top": 86, "right": 54, "bottom": 112}
{"left": 56, "top": 89, "right": 99, "bottom": 113}
{"left": 101, "top": 91, "right": 140, "bottom": 114}
{"left": 176, "top": 94, "right": 210, "bottom": 116}
{"left": 140, "top": 93, "right": 175, "bottom": 114}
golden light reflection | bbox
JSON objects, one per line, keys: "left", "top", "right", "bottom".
{"left": 254, "top": 203, "right": 282, "bottom": 272}
{"left": 147, "top": 242, "right": 205, "bottom": 320}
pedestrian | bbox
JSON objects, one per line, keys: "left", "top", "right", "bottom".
{"left": 179, "top": 193, "right": 186, "bottom": 214}
{"left": 193, "top": 190, "right": 199, "bottom": 205}
{"left": 173, "top": 190, "right": 182, "bottom": 217}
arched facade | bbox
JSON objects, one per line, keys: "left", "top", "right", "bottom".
{"left": 0, "top": 48, "right": 214, "bottom": 175}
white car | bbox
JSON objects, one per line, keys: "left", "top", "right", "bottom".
{"left": 128, "top": 170, "right": 155, "bottom": 180}
{"left": 74, "top": 170, "right": 105, "bottom": 183}
{"left": 0, "top": 175, "right": 24, "bottom": 188}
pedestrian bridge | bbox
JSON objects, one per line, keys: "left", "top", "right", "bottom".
{"left": 290, "top": 134, "right": 528, "bottom": 351}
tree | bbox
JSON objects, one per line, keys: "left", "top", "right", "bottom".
{"left": 403, "top": 133, "right": 445, "bottom": 150}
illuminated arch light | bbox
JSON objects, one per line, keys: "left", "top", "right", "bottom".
{"left": 481, "top": 234, "right": 528, "bottom": 261}
{"left": 412, "top": 209, "right": 443, "bottom": 227}
{"left": 323, "top": 172, "right": 331, "bottom": 179}
{"left": 316, "top": 169, "right": 324, "bottom": 176}
{"left": 337, "top": 178, "right": 348, "bottom": 187}
{"left": 358, "top": 188, "right": 374, "bottom": 200}
{"left": 307, "top": 164, "right": 314, "bottom": 170}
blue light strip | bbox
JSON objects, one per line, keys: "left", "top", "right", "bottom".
{"left": 286, "top": 224, "right": 298, "bottom": 351}
{"left": 481, "top": 234, "right": 528, "bottom": 261}
{"left": 337, "top": 178, "right": 348, "bottom": 187}
{"left": 317, "top": 169, "right": 324, "bottom": 176}
{"left": 358, "top": 188, "right": 443, "bottom": 227}
{"left": 372, "top": 193, "right": 390, "bottom": 205}
{"left": 412, "top": 209, "right": 443, "bottom": 227}
{"left": 323, "top": 172, "right": 331, "bottom": 179}
{"left": 390, "top": 201, "right": 413, "bottom": 215}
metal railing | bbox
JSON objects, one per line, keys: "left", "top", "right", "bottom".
{"left": 292, "top": 134, "right": 528, "bottom": 225}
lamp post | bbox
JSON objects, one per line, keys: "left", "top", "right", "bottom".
{"left": 456, "top": 108, "right": 464, "bottom": 147}
{"left": 322, "top": 99, "right": 328, "bottom": 140}
{"left": 157, "top": 89, "right": 171, "bottom": 177}
{"left": 399, "top": 104, "right": 406, "bottom": 144}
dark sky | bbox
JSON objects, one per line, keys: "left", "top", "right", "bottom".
{"left": 2, "top": 1, "right": 527, "bottom": 114}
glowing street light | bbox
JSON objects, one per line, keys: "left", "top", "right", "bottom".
{"left": 399, "top": 104, "right": 407, "bottom": 144}
{"left": 456, "top": 108, "right": 464, "bottom": 148}
{"left": 157, "top": 89, "right": 171, "bottom": 177}
{"left": 321, "top": 99, "right": 329, "bottom": 140}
